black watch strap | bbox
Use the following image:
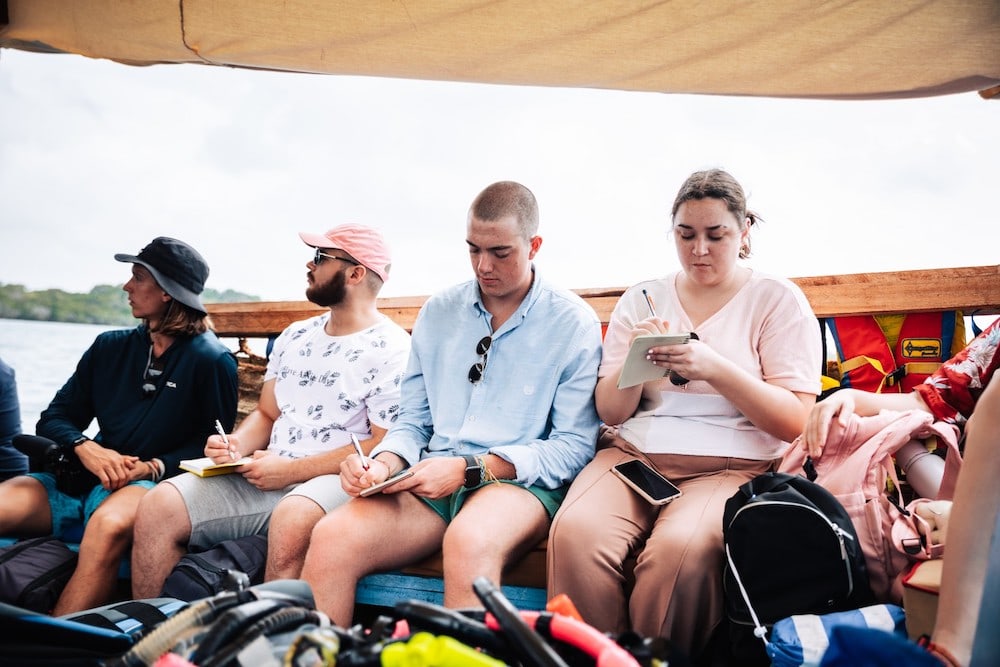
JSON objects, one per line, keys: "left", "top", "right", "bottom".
{"left": 462, "top": 454, "right": 482, "bottom": 488}
{"left": 72, "top": 435, "right": 89, "bottom": 447}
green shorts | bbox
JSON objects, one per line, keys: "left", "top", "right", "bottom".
{"left": 420, "top": 480, "right": 568, "bottom": 523}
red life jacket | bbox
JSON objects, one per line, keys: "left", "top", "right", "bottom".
{"left": 826, "top": 312, "right": 959, "bottom": 393}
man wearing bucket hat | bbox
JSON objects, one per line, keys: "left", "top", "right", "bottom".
{"left": 132, "top": 224, "right": 411, "bottom": 598}
{"left": 0, "top": 237, "right": 238, "bottom": 614}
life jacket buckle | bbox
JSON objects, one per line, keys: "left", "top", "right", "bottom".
{"left": 885, "top": 367, "right": 907, "bottom": 387}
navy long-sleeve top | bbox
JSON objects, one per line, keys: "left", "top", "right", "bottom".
{"left": 0, "top": 357, "right": 27, "bottom": 479}
{"left": 37, "top": 325, "right": 238, "bottom": 477}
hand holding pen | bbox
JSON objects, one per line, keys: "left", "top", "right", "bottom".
{"left": 215, "top": 419, "right": 238, "bottom": 461}
{"left": 641, "top": 288, "right": 698, "bottom": 386}
{"left": 351, "top": 433, "right": 369, "bottom": 471}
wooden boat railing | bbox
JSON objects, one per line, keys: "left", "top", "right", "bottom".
{"left": 203, "top": 263, "right": 1000, "bottom": 610}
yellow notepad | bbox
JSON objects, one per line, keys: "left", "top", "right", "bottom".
{"left": 178, "top": 456, "right": 252, "bottom": 477}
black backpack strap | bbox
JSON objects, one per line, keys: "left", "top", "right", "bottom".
{"left": 67, "top": 600, "right": 169, "bottom": 634}
{"left": 109, "top": 601, "right": 169, "bottom": 629}
{"left": 219, "top": 536, "right": 267, "bottom": 582}
{"left": 64, "top": 611, "right": 122, "bottom": 633}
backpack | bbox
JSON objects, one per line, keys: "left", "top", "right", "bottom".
{"left": 779, "top": 409, "right": 961, "bottom": 602}
{"left": 161, "top": 534, "right": 268, "bottom": 602}
{"left": 0, "top": 596, "right": 188, "bottom": 666}
{"left": 0, "top": 536, "right": 78, "bottom": 613}
{"left": 722, "top": 472, "right": 874, "bottom": 664}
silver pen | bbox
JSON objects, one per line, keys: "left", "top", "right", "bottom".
{"left": 215, "top": 419, "right": 237, "bottom": 461}
{"left": 351, "top": 433, "right": 370, "bottom": 470}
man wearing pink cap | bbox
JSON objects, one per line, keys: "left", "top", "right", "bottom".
{"left": 131, "top": 224, "right": 411, "bottom": 598}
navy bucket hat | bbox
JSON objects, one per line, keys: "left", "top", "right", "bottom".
{"left": 115, "top": 237, "right": 210, "bottom": 314}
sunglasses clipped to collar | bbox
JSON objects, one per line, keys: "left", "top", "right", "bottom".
{"left": 141, "top": 344, "right": 165, "bottom": 397}
{"left": 468, "top": 335, "right": 492, "bottom": 384}
{"left": 313, "top": 249, "right": 359, "bottom": 267}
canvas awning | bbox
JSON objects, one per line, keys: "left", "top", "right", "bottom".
{"left": 2, "top": 0, "right": 999, "bottom": 100}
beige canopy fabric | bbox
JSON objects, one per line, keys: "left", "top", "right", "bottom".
{"left": 2, "top": 0, "right": 999, "bottom": 100}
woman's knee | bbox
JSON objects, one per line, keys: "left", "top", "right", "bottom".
{"left": 550, "top": 501, "right": 604, "bottom": 549}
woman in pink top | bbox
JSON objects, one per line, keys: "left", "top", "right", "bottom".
{"left": 547, "top": 169, "right": 822, "bottom": 659}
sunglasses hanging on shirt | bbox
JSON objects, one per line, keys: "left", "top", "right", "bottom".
{"left": 141, "top": 344, "right": 165, "bottom": 397}
{"left": 468, "top": 335, "right": 492, "bottom": 384}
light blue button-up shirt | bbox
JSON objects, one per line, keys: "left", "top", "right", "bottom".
{"left": 371, "top": 270, "right": 602, "bottom": 488}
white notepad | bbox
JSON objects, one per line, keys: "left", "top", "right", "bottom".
{"left": 617, "top": 333, "right": 692, "bottom": 389}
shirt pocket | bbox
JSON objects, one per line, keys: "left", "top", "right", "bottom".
{"left": 490, "top": 363, "right": 560, "bottom": 421}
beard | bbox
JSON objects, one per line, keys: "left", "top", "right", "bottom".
{"left": 306, "top": 267, "right": 348, "bottom": 307}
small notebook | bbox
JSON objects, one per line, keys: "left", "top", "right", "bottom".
{"left": 617, "top": 333, "right": 692, "bottom": 389}
{"left": 178, "top": 456, "right": 252, "bottom": 477}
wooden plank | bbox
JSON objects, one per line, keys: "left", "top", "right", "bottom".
{"left": 206, "top": 301, "right": 323, "bottom": 339}
{"left": 206, "top": 265, "right": 1000, "bottom": 338}
{"left": 792, "top": 265, "right": 1000, "bottom": 318}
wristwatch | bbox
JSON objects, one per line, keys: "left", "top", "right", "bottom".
{"left": 462, "top": 454, "right": 482, "bottom": 488}
{"left": 72, "top": 435, "right": 89, "bottom": 447}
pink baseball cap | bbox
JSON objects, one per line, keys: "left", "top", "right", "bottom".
{"left": 298, "top": 224, "right": 392, "bottom": 282}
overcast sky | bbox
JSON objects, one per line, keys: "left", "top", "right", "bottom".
{"left": 1, "top": 48, "right": 997, "bottom": 303}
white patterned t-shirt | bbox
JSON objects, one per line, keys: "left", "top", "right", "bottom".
{"left": 264, "top": 313, "right": 411, "bottom": 457}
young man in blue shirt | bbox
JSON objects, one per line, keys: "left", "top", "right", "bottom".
{"left": 301, "top": 181, "right": 603, "bottom": 624}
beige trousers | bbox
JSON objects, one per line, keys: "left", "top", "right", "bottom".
{"left": 547, "top": 430, "right": 773, "bottom": 656}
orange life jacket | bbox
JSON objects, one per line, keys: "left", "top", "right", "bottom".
{"left": 826, "top": 312, "right": 961, "bottom": 393}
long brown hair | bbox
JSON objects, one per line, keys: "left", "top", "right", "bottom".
{"left": 148, "top": 299, "right": 211, "bottom": 336}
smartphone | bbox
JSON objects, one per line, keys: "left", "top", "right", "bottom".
{"left": 612, "top": 459, "right": 682, "bottom": 505}
{"left": 359, "top": 469, "right": 415, "bottom": 497}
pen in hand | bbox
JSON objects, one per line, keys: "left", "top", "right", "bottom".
{"left": 642, "top": 288, "right": 656, "bottom": 317}
{"left": 642, "top": 288, "right": 697, "bottom": 386}
{"left": 351, "top": 433, "right": 370, "bottom": 471}
{"left": 215, "top": 419, "right": 237, "bottom": 461}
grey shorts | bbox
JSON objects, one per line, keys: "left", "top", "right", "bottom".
{"left": 166, "top": 472, "right": 350, "bottom": 549}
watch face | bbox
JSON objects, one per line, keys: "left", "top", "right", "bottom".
{"left": 463, "top": 454, "right": 482, "bottom": 488}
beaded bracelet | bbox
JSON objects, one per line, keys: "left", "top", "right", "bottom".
{"left": 477, "top": 455, "right": 501, "bottom": 484}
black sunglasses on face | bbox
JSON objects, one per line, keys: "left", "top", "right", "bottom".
{"left": 468, "top": 335, "right": 492, "bottom": 384}
{"left": 141, "top": 345, "right": 165, "bottom": 397}
{"left": 313, "top": 249, "right": 359, "bottom": 267}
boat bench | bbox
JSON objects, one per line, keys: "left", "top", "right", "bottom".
{"left": 206, "top": 264, "right": 1000, "bottom": 611}
{"left": 2, "top": 266, "right": 994, "bottom": 616}
{"left": 10, "top": 265, "right": 993, "bottom": 614}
